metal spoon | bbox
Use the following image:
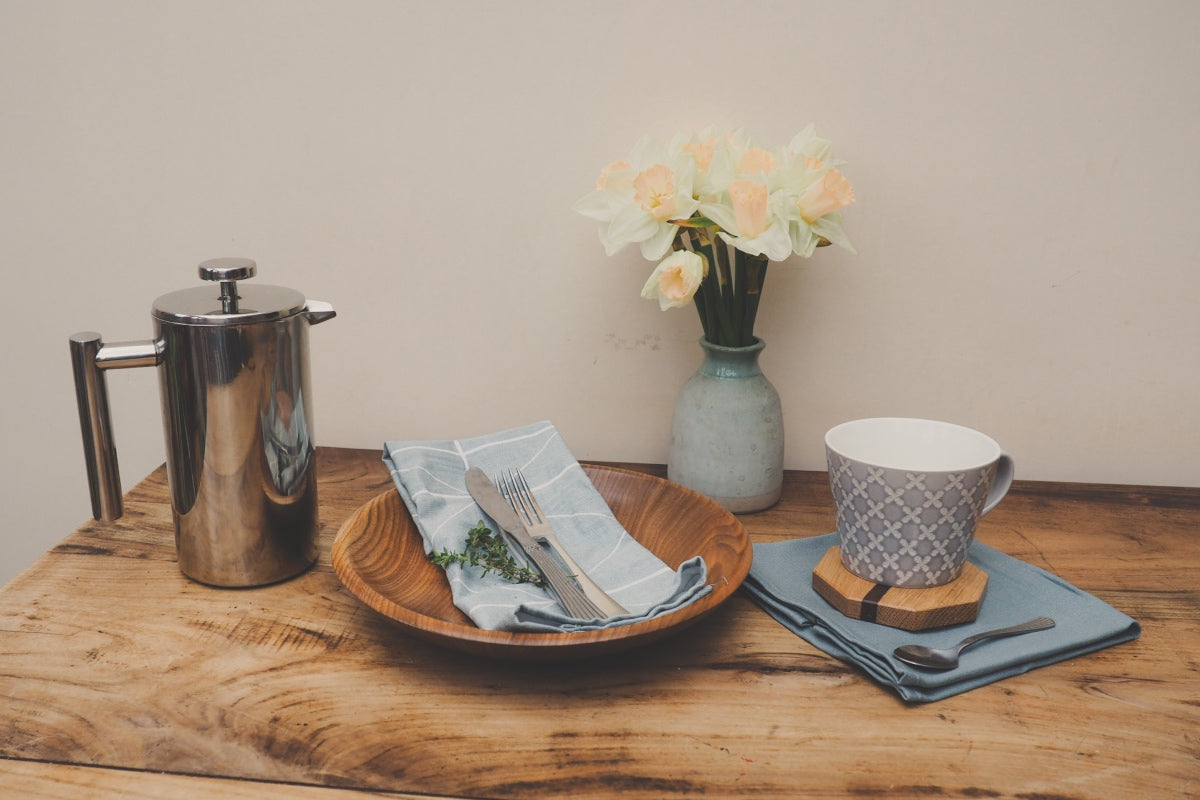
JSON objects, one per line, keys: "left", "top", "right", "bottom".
{"left": 893, "top": 616, "right": 1056, "bottom": 670}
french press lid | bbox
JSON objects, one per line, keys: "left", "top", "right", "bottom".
{"left": 152, "top": 258, "right": 308, "bottom": 326}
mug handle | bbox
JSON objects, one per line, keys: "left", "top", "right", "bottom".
{"left": 981, "top": 452, "right": 1014, "bottom": 515}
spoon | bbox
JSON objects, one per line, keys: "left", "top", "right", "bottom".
{"left": 893, "top": 616, "right": 1056, "bottom": 670}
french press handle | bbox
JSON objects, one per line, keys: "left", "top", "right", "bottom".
{"left": 69, "top": 332, "right": 163, "bottom": 520}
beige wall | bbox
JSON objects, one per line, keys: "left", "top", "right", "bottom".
{"left": 3, "top": 1, "right": 1198, "bottom": 586}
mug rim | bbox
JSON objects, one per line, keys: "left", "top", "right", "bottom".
{"left": 825, "top": 417, "right": 1003, "bottom": 473}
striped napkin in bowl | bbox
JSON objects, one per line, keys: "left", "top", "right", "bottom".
{"left": 382, "top": 420, "right": 711, "bottom": 632}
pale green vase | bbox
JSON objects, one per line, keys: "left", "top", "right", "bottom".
{"left": 667, "top": 337, "right": 784, "bottom": 513}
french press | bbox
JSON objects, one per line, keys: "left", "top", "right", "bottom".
{"left": 70, "top": 258, "right": 336, "bottom": 587}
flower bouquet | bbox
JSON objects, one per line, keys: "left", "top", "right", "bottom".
{"left": 575, "top": 126, "right": 855, "bottom": 348}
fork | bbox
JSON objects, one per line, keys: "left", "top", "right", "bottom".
{"left": 500, "top": 469, "right": 628, "bottom": 617}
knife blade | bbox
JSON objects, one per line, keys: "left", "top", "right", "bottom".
{"left": 464, "top": 468, "right": 605, "bottom": 620}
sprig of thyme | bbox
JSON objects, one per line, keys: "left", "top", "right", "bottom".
{"left": 430, "top": 521, "right": 545, "bottom": 586}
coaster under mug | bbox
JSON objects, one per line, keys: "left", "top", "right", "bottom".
{"left": 811, "top": 546, "right": 988, "bottom": 631}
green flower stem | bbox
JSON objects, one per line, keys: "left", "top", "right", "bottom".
{"left": 737, "top": 252, "right": 767, "bottom": 347}
{"left": 724, "top": 250, "right": 744, "bottom": 345}
{"left": 678, "top": 225, "right": 768, "bottom": 348}
{"left": 690, "top": 232, "right": 731, "bottom": 346}
{"left": 684, "top": 230, "right": 715, "bottom": 342}
{"left": 708, "top": 232, "right": 739, "bottom": 345}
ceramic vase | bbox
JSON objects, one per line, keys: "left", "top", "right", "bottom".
{"left": 668, "top": 337, "right": 783, "bottom": 513}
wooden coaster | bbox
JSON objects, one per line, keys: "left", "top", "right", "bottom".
{"left": 811, "top": 547, "right": 987, "bottom": 631}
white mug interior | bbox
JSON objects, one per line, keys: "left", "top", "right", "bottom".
{"left": 825, "top": 417, "right": 1002, "bottom": 472}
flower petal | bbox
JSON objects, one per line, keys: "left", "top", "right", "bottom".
{"left": 728, "top": 179, "right": 770, "bottom": 238}
{"left": 811, "top": 215, "right": 857, "bottom": 254}
{"left": 639, "top": 223, "right": 679, "bottom": 261}
{"left": 787, "top": 123, "right": 837, "bottom": 164}
{"left": 723, "top": 219, "right": 793, "bottom": 262}
{"left": 697, "top": 201, "right": 738, "bottom": 234}
{"left": 602, "top": 206, "right": 659, "bottom": 255}
{"left": 573, "top": 190, "right": 626, "bottom": 222}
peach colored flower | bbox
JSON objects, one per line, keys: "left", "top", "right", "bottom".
{"left": 796, "top": 168, "right": 856, "bottom": 222}
{"left": 728, "top": 179, "right": 770, "bottom": 238}
{"left": 673, "top": 128, "right": 735, "bottom": 200}
{"left": 633, "top": 164, "right": 679, "bottom": 222}
{"left": 641, "top": 251, "right": 708, "bottom": 310}
{"left": 738, "top": 147, "right": 777, "bottom": 176}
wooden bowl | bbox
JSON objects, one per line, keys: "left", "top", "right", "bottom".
{"left": 331, "top": 465, "right": 752, "bottom": 660}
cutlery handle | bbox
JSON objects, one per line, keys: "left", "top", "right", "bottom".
{"left": 959, "top": 616, "right": 1056, "bottom": 651}
{"left": 539, "top": 535, "right": 627, "bottom": 617}
{"left": 519, "top": 540, "right": 605, "bottom": 620}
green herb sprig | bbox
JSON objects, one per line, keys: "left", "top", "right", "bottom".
{"left": 430, "top": 521, "right": 545, "bottom": 586}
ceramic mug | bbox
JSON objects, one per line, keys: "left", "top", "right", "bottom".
{"left": 825, "top": 418, "right": 1014, "bottom": 588}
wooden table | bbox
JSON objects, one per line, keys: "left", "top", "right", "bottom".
{"left": 1, "top": 448, "right": 1197, "bottom": 798}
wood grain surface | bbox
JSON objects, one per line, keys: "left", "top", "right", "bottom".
{"left": 1, "top": 447, "right": 1197, "bottom": 799}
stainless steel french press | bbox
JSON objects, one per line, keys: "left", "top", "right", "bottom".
{"left": 70, "top": 258, "right": 335, "bottom": 587}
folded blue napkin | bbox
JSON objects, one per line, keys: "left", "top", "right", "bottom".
{"left": 743, "top": 533, "right": 1141, "bottom": 703}
{"left": 383, "top": 420, "right": 711, "bottom": 632}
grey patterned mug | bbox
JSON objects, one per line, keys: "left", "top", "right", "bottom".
{"left": 825, "top": 418, "right": 1014, "bottom": 588}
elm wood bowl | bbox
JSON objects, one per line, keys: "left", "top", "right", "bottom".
{"left": 331, "top": 465, "right": 752, "bottom": 660}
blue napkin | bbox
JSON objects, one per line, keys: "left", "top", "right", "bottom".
{"left": 383, "top": 420, "right": 711, "bottom": 632}
{"left": 743, "top": 533, "right": 1141, "bottom": 702}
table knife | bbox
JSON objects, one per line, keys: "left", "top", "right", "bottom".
{"left": 464, "top": 468, "right": 605, "bottom": 620}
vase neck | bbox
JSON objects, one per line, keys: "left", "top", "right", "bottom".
{"left": 698, "top": 337, "right": 765, "bottom": 379}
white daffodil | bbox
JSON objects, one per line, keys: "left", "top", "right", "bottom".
{"left": 640, "top": 250, "right": 708, "bottom": 311}
{"left": 772, "top": 142, "right": 857, "bottom": 256}
{"left": 708, "top": 178, "right": 794, "bottom": 261}
{"left": 577, "top": 125, "right": 855, "bottom": 346}
{"left": 795, "top": 166, "right": 856, "bottom": 254}
{"left": 574, "top": 136, "right": 701, "bottom": 261}
{"left": 786, "top": 123, "right": 848, "bottom": 168}
{"left": 696, "top": 135, "right": 795, "bottom": 261}
{"left": 669, "top": 127, "right": 735, "bottom": 202}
